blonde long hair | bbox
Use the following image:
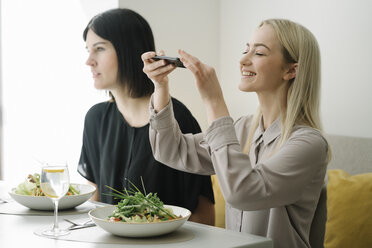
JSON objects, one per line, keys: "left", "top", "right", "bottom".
{"left": 243, "top": 19, "right": 328, "bottom": 157}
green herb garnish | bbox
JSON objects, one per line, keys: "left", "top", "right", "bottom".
{"left": 105, "top": 178, "right": 178, "bottom": 222}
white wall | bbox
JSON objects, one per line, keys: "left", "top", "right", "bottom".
{"left": 121, "top": 0, "right": 372, "bottom": 138}
{"left": 0, "top": 0, "right": 3, "bottom": 179}
{"left": 119, "top": 0, "right": 220, "bottom": 131}
{"left": 219, "top": 0, "right": 372, "bottom": 138}
{"left": 2, "top": 0, "right": 371, "bottom": 184}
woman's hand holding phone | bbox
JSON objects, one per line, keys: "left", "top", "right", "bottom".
{"left": 141, "top": 51, "right": 175, "bottom": 112}
{"left": 141, "top": 51, "right": 176, "bottom": 86}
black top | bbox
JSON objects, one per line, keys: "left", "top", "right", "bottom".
{"left": 78, "top": 98, "right": 214, "bottom": 212}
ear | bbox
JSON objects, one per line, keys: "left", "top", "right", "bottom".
{"left": 283, "top": 63, "right": 298, "bottom": 81}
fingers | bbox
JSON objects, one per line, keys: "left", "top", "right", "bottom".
{"left": 141, "top": 50, "right": 165, "bottom": 64}
{"left": 179, "top": 49, "right": 198, "bottom": 64}
{"left": 153, "top": 66, "right": 177, "bottom": 80}
{"left": 142, "top": 51, "right": 173, "bottom": 73}
{"left": 141, "top": 51, "right": 156, "bottom": 64}
{"left": 178, "top": 49, "right": 205, "bottom": 77}
{"left": 141, "top": 50, "right": 175, "bottom": 85}
{"left": 178, "top": 49, "right": 219, "bottom": 97}
{"left": 142, "top": 51, "right": 166, "bottom": 69}
{"left": 144, "top": 63, "right": 175, "bottom": 79}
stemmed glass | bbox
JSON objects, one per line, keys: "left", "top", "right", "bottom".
{"left": 40, "top": 162, "right": 70, "bottom": 237}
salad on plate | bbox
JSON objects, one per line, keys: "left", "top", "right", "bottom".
{"left": 14, "top": 173, "right": 80, "bottom": 196}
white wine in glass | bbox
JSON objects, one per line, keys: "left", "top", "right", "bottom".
{"left": 40, "top": 163, "right": 70, "bottom": 237}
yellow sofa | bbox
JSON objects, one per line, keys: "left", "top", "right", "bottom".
{"left": 211, "top": 175, "right": 225, "bottom": 228}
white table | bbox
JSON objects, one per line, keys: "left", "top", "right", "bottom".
{"left": 0, "top": 181, "right": 273, "bottom": 248}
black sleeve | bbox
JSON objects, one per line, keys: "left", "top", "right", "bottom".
{"left": 77, "top": 105, "right": 101, "bottom": 184}
{"left": 171, "top": 98, "right": 215, "bottom": 205}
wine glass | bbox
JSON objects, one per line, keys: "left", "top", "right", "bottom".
{"left": 40, "top": 162, "right": 70, "bottom": 237}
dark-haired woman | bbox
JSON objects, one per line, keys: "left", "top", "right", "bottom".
{"left": 78, "top": 8, "right": 215, "bottom": 225}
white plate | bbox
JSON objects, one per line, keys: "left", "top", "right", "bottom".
{"left": 8, "top": 183, "right": 96, "bottom": 210}
{"left": 89, "top": 205, "right": 191, "bottom": 237}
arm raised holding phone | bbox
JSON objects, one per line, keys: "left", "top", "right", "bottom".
{"left": 141, "top": 50, "right": 229, "bottom": 125}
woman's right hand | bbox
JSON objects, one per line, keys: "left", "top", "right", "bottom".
{"left": 141, "top": 51, "right": 175, "bottom": 89}
{"left": 141, "top": 51, "right": 175, "bottom": 112}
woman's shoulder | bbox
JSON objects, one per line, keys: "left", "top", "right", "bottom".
{"left": 170, "top": 97, "right": 192, "bottom": 113}
{"left": 234, "top": 115, "right": 254, "bottom": 130}
{"left": 170, "top": 97, "right": 197, "bottom": 121}
{"left": 170, "top": 97, "right": 201, "bottom": 133}
{"left": 290, "top": 125, "right": 329, "bottom": 154}
{"left": 291, "top": 125, "right": 327, "bottom": 143}
{"left": 229, "top": 115, "right": 254, "bottom": 143}
{"left": 85, "top": 101, "right": 114, "bottom": 121}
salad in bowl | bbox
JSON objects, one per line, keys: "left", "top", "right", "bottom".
{"left": 9, "top": 173, "right": 96, "bottom": 210}
{"left": 89, "top": 183, "right": 191, "bottom": 237}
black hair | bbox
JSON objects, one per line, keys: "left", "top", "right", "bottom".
{"left": 83, "top": 8, "right": 155, "bottom": 98}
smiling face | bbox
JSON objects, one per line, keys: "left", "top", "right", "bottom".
{"left": 239, "top": 24, "right": 289, "bottom": 95}
{"left": 85, "top": 29, "right": 119, "bottom": 91}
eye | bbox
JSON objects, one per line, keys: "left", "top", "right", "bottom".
{"left": 242, "top": 51, "right": 248, "bottom": 55}
{"left": 255, "top": 52, "right": 264, "bottom": 56}
{"left": 95, "top": 46, "right": 105, "bottom": 52}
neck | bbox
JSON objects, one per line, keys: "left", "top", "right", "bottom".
{"left": 259, "top": 99, "right": 280, "bottom": 130}
{"left": 111, "top": 89, "right": 151, "bottom": 127}
{"left": 257, "top": 86, "right": 287, "bottom": 130}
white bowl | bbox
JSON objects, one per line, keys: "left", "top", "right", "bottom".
{"left": 9, "top": 183, "right": 96, "bottom": 210}
{"left": 89, "top": 205, "right": 191, "bottom": 237}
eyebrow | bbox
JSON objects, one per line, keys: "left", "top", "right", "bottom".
{"left": 246, "top": 43, "right": 271, "bottom": 51}
{"left": 93, "top": 41, "right": 107, "bottom": 47}
{"left": 85, "top": 41, "right": 107, "bottom": 50}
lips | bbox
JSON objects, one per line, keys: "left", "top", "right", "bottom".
{"left": 91, "top": 71, "right": 100, "bottom": 78}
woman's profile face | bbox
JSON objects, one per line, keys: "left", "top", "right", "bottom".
{"left": 85, "top": 29, "right": 119, "bottom": 91}
{"left": 239, "top": 24, "right": 288, "bottom": 95}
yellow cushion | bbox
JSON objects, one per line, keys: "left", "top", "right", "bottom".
{"left": 324, "top": 169, "right": 372, "bottom": 248}
{"left": 211, "top": 175, "right": 225, "bottom": 228}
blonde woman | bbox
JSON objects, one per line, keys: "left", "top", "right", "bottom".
{"left": 142, "top": 19, "right": 329, "bottom": 248}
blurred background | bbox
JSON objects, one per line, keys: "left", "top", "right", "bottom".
{"left": 1, "top": 0, "right": 371, "bottom": 184}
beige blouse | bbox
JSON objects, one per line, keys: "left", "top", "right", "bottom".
{"left": 149, "top": 98, "right": 328, "bottom": 248}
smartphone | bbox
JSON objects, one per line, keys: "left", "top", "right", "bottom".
{"left": 152, "top": 55, "right": 185, "bottom": 68}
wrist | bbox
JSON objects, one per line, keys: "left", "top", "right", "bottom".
{"left": 154, "top": 84, "right": 170, "bottom": 112}
{"left": 205, "top": 98, "right": 230, "bottom": 125}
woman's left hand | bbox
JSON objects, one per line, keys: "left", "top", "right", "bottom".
{"left": 178, "top": 50, "right": 222, "bottom": 103}
{"left": 178, "top": 49, "right": 229, "bottom": 124}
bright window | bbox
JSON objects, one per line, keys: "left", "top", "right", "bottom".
{"left": 1, "top": 1, "right": 113, "bottom": 184}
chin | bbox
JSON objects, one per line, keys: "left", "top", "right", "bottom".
{"left": 238, "top": 83, "right": 254, "bottom": 92}
{"left": 94, "top": 82, "right": 106, "bottom": 90}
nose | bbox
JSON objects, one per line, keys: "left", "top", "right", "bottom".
{"left": 85, "top": 53, "right": 96, "bottom": 67}
{"left": 239, "top": 52, "right": 252, "bottom": 66}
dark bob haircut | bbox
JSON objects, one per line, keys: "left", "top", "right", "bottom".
{"left": 83, "top": 8, "right": 155, "bottom": 98}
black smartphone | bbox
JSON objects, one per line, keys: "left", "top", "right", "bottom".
{"left": 152, "top": 55, "right": 185, "bottom": 68}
